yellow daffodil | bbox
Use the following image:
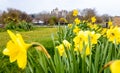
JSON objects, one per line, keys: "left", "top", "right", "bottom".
{"left": 3, "top": 30, "right": 32, "bottom": 69}
{"left": 74, "top": 43, "right": 90, "bottom": 56}
{"left": 107, "top": 26, "right": 120, "bottom": 44}
{"left": 88, "top": 23, "right": 99, "bottom": 30}
{"left": 89, "top": 31, "right": 101, "bottom": 44}
{"left": 62, "top": 40, "right": 71, "bottom": 49}
{"left": 73, "top": 30, "right": 100, "bottom": 56}
{"left": 110, "top": 60, "right": 120, "bottom": 73}
{"left": 68, "top": 24, "right": 72, "bottom": 28}
{"left": 73, "top": 33, "right": 85, "bottom": 46}
{"left": 91, "top": 16, "right": 96, "bottom": 23}
{"left": 56, "top": 44, "right": 65, "bottom": 56}
{"left": 108, "top": 20, "right": 113, "bottom": 27}
{"left": 73, "top": 31, "right": 89, "bottom": 55}
{"left": 87, "top": 23, "right": 93, "bottom": 29}
{"left": 73, "top": 26, "right": 80, "bottom": 34}
{"left": 73, "top": 31, "right": 87, "bottom": 48}
{"left": 93, "top": 24, "right": 99, "bottom": 30}
{"left": 101, "top": 28, "right": 107, "bottom": 37}
{"left": 96, "top": 28, "right": 102, "bottom": 32}
{"left": 85, "top": 45, "right": 90, "bottom": 55}
{"left": 83, "top": 20, "right": 86, "bottom": 23}
{"left": 74, "top": 18, "right": 80, "bottom": 25}
{"left": 73, "top": 9, "right": 78, "bottom": 16}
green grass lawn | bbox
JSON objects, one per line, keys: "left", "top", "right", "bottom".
{"left": 0, "top": 27, "right": 58, "bottom": 55}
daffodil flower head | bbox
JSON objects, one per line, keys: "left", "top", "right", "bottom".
{"left": 101, "top": 28, "right": 107, "bottom": 36}
{"left": 91, "top": 16, "right": 96, "bottom": 23}
{"left": 73, "top": 9, "right": 78, "bottom": 16}
{"left": 73, "top": 30, "right": 100, "bottom": 56}
{"left": 110, "top": 60, "right": 120, "bottom": 73}
{"left": 3, "top": 30, "right": 32, "bottom": 69}
{"left": 106, "top": 26, "right": 120, "bottom": 44}
{"left": 74, "top": 18, "right": 80, "bottom": 25}
{"left": 62, "top": 40, "right": 71, "bottom": 49}
{"left": 87, "top": 23, "right": 93, "bottom": 28}
{"left": 68, "top": 24, "right": 72, "bottom": 28}
{"left": 73, "top": 26, "right": 80, "bottom": 34}
{"left": 56, "top": 44, "right": 65, "bottom": 56}
{"left": 108, "top": 20, "right": 113, "bottom": 27}
{"left": 93, "top": 24, "right": 99, "bottom": 30}
{"left": 89, "top": 31, "right": 101, "bottom": 44}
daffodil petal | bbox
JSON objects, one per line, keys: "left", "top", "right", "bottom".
{"left": 110, "top": 60, "right": 120, "bottom": 73}
{"left": 16, "top": 33, "right": 25, "bottom": 46}
{"left": 16, "top": 33, "right": 32, "bottom": 50}
{"left": 86, "top": 46, "right": 90, "bottom": 55}
{"left": 10, "top": 54, "right": 18, "bottom": 63}
{"left": 7, "top": 41, "right": 18, "bottom": 62}
{"left": 7, "top": 30, "right": 17, "bottom": 43}
{"left": 3, "top": 48, "right": 9, "bottom": 55}
{"left": 7, "top": 41, "right": 18, "bottom": 54}
{"left": 17, "top": 51, "right": 27, "bottom": 69}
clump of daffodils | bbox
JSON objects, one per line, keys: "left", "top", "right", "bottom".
{"left": 56, "top": 40, "right": 71, "bottom": 56}
{"left": 3, "top": 9, "right": 120, "bottom": 73}
{"left": 73, "top": 30, "right": 101, "bottom": 55}
{"left": 106, "top": 26, "right": 120, "bottom": 44}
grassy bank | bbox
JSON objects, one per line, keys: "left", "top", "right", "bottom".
{"left": 0, "top": 27, "right": 58, "bottom": 55}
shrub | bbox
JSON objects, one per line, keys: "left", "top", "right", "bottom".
{"left": 48, "top": 16, "right": 58, "bottom": 26}
{"left": 0, "top": 8, "right": 32, "bottom": 24}
{"left": 59, "top": 17, "right": 68, "bottom": 25}
{"left": 5, "top": 21, "right": 17, "bottom": 30}
{"left": 48, "top": 18, "right": 55, "bottom": 26}
{"left": 18, "top": 21, "right": 33, "bottom": 31}
{"left": 4, "top": 20, "right": 33, "bottom": 31}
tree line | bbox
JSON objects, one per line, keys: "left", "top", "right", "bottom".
{"left": 0, "top": 8, "right": 112, "bottom": 26}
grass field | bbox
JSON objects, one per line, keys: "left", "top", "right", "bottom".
{"left": 0, "top": 27, "right": 58, "bottom": 55}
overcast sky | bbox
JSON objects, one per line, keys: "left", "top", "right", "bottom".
{"left": 0, "top": 0, "right": 120, "bottom": 16}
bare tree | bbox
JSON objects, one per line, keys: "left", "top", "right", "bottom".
{"left": 80, "top": 8, "right": 97, "bottom": 21}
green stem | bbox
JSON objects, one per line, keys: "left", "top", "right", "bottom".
{"left": 31, "top": 42, "right": 51, "bottom": 58}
